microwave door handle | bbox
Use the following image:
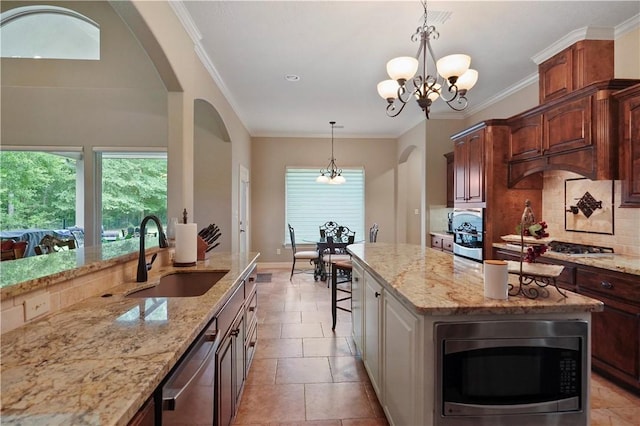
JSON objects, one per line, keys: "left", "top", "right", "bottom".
{"left": 445, "top": 338, "right": 580, "bottom": 354}
{"left": 162, "top": 329, "right": 221, "bottom": 411}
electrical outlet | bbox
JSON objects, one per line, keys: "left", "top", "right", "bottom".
{"left": 414, "top": 209, "right": 419, "bottom": 215}
{"left": 276, "top": 248, "right": 281, "bottom": 255}
{"left": 24, "top": 293, "right": 50, "bottom": 321}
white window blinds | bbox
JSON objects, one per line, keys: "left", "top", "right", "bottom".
{"left": 285, "top": 167, "right": 364, "bottom": 244}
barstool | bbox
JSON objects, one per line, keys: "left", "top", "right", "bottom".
{"left": 331, "top": 260, "right": 352, "bottom": 330}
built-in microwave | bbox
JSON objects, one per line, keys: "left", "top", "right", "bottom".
{"left": 451, "top": 208, "right": 483, "bottom": 262}
{"left": 435, "top": 320, "right": 588, "bottom": 426}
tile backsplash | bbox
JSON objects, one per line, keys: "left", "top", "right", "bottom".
{"left": 542, "top": 170, "right": 640, "bottom": 256}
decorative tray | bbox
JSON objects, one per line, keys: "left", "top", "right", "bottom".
{"left": 500, "top": 234, "right": 553, "bottom": 245}
{"left": 506, "top": 260, "right": 563, "bottom": 278}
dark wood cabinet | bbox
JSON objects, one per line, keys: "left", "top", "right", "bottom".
{"left": 127, "top": 396, "right": 154, "bottom": 426}
{"left": 614, "top": 83, "right": 640, "bottom": 207}
{"left": 538, "top": 40, "right": 614, "bottom": 104}
{"left": 453, "top": 124, "right": 485, "bottom": 205}
{"left": 507, "top": 79, "right": 639, "bottom": 187}
{"left": 452, "top": 121, "right": 542, "bottom": 260}
{"left": 444, "top": 152, "right": 454, "bottom": 208}
{"left": 576, "top": 266, "right": 640, "bottom": 394}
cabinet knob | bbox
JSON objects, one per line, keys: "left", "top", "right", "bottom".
{"left": 354, "top": 277, "right": 359, "bottom": 282}
{"left": 249, "top": 306, "right": 255, "bottom": 312}
{"left": 230, "top": 328, "right": 240, "bottom": 337}
{"left": 600, "top": 281, "right": 613, "bottom": 289}
{"left": 375, "top": 291, "right": 381, "bottom": 298}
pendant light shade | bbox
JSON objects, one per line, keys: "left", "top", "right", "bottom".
{"left": 377, "top": 79, "right": 400, "bottom": 100}
{"left": 436, "top": 54, "right": 471, "bottom": 83}
{"left": 386, "top": 56, "right": 419, "bottom": 82}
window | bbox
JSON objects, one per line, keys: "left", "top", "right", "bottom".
{"left": 0, "top": 150, "right": 80, "bottom": 230}
{"left": 98, "top": 150, "right": 167, "bottom": 242}
{"left": 1, "top": 5, "right": 100, "bottom": 60}
{"left": 285, "top": 168, "right": 364, "bottom": 243}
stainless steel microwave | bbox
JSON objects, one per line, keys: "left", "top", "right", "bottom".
{"left": 435, "top": 320, "right": 588, "bottom": 426}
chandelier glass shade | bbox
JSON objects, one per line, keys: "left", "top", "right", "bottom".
{"left": 377, "top": 0, "right": 478, "bottom": 119}
{"left": 316, "top": 121, "right": 346, "bottom": 185}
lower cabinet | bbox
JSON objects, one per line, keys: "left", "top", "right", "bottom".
{"left": 351, "top": 262, "right": 364, "bottom": 353}
{"left": 216, "top": 309, "right": 245, "bottom": 426}
{"left": 383, "top": 291, "right": 422, "bottom": 426}
{"left": 356, "top": 261, "right": 425, "bottom": 425}
{"left": 430, "top": 233, "right": 453, "bottom": 254}
{"left": 363, "top": 271, "right": 382, "bottom": 396}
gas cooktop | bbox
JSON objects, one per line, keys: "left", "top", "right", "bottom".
{"left": 548, "top": 241, "right": 614, "bottom": 255}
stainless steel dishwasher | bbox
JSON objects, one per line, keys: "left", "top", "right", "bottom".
{"left": 161, "top": 318, "right": 221, "bottom": 425}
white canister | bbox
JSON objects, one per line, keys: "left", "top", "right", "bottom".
{"left": 483, "top": 260, "right": 509, "bottom": 300}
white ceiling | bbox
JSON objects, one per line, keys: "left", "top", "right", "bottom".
{"left": 174, "top": 1, "right": 639, "bottom": 139}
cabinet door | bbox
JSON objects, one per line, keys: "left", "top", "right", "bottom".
{"left": 543, "top": 95, "right": 592, "bottom": 154}
{"left": 539, "top": 47, "right": 573, "bottom": 103}
{"left": 233, "top": 314, "right": 246, "bottom": 403}
{"left": 351, "top": 262, "right": 364, "bottom": 354}
{"left": 584, "top": 292, "right": 640, "bottom": 391}
{"left": 453, "top": 139, "right": 468, "bottom": 203}
{"left": 444, "top": 152, "right": 454, "bottom": 208}
{"left": 364, "top": 273, "right": 382, "bottom": 396}
{"left": 430, "top": 235, "right": 443, "bottom": 250}
{"left": 466, "top": 131, "right": 485, "bottom": 203}
{"left": 383, "top": 293, "right": 421, "bottom": 426}
{"left": 217, "top": 335, "right": 234, "bottom": 426}
{"left": 509, "top": 115, "right": 543, "bottom": 160}
{"left": 619, "top": 87, "right": 640, "bottom": 206}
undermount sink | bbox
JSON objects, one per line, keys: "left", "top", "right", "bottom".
{"left": 125, "top": 270, "right": 229, "bottom": 298}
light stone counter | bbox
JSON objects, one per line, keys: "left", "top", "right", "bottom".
{"left": 348, "top": 243, "right": 603, "bottom": 316}
{"left": 0, "top": 250, "right": 260, "bottom": 426}
{"left": 492, "top": 242, "right": 640, "bottom": 276}
{"left": 1, "top": 238, "right": 162, "bottom": 299}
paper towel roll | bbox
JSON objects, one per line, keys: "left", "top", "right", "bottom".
{"left": 483, "top": 260, "right": 508, "bottom": 300}
{"left": 174, "top": 223, "right": 198, "bottom": 265}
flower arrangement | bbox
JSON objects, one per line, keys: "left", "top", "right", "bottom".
{"left": 517, "top": 200, "right": 549, "bottom": 263}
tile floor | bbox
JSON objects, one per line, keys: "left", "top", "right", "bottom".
{"left": 233, "top": 268, "right": 640, "bottom": 426}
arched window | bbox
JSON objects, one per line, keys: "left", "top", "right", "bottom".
{"left": 0, "top": 5, "right": 99, "bottom": 60}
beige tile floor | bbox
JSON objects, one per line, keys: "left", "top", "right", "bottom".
{"left": 234, "top": 268, "right": 640, "bottom": 426}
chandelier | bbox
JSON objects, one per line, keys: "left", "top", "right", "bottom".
{"left": 377, "top": 0, "right": 478, "bottom": 119}
{"left": 316, "top": 121, "right": 345, "bottom": 185}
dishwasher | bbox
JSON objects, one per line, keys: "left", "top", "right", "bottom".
{"left": 160, "top": 317, "right": 221, "bottom": 425}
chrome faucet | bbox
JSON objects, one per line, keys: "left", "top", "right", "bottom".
{"left": 136, "top": 215, "right": 169, "bottom": 282}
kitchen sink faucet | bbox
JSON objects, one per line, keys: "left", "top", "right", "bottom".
{"left": 137, "top": 215, "right": 169, "bottom": 282}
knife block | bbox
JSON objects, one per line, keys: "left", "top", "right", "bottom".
{"left": 197, "top": 236, "right": 208, "bottom": 261}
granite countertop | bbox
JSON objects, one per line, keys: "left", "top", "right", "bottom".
{"left": 348, "top": 243, "right": 603, "bottom": 316}
{"left": 492, "top": 242, "right": 640, "bottom": 276}
{"left": 1, "top": 238, "right": 162, "bottom": 299}
{"left": 429, "top": 230, "right": 454, "bottom": 238}
{"left": 0, "top": 251, "right": 260, "bottom": 426}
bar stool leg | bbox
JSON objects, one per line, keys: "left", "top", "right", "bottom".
{"left": 331, "top": 262, "right": 337, "bottom": 330}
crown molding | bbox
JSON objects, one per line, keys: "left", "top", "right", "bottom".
{"left": 169, "top": 1, "right": 251, "bottom": 133}
{"left": 531, "top": 26, "right": 615, "bottom": 65}
{"left": 616, "top": 13, "right": 640, "bottom": 38}
{"left": 461, "top": 73, "right": 539, "bottom": 118}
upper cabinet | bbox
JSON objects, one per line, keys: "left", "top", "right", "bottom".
{"left": 538, "top": 40, "right": 614, "bottom": 104}
{"left": 613, "top": 83, "right": 640, "bottom": 207}
{"left": 507, "top": 79, "right": 639, "bottom": 187}
{"left": 444, "top": 152, "right": 454, "bottom": 208}
{"left": 453, "top": 126, "right": 485, "bottom": 205}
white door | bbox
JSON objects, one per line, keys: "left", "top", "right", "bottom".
{"left": 239, "top": 165, "right": 249, "bottom": 253}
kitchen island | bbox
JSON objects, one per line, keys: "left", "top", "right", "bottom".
{"left": 347, "top": 243, "right": 603, "bottom": 426}
{"left": 0, "top": 246, "right": 259, "bottom": 425}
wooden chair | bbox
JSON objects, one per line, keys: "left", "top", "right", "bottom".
{"left": 331, "top": 259, "right": 353, "bottom": 330}
{"left": 34, "top": 235, "right": 77, "bottom": 255}
{"left": 288, "top": 224, "right": 320, "bottom": 280}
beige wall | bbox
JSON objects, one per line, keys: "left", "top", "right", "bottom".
{"left": 615, "top": 27, "right": 640, "bottom": 79}
{"left": 250, "top": 136, "right": 396, "bottom": 262}
{"left": 1, "top": 1, "right": 251, "bottom": 252}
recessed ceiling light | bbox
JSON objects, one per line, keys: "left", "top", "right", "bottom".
{"left": 285, "top": 74, "right": 300, "bottom": 82}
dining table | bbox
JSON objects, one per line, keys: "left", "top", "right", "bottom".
{"left": 303, "top": 238, "right": 356, "bottom": 281}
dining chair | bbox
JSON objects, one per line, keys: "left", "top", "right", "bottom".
{"left": 288, "top": 224, "right": 320, "bottom": 280}
{"left": 34, "top": 235, "right": 77, "bottom": 255}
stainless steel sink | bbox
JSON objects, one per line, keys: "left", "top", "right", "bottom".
{"left": 125, "top": 270, "right": 229, "bottom": 298}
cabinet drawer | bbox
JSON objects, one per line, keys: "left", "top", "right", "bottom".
{"left": 443, "top": 237, "right": 453, "bottom": 253}
{"left": 577, "top": 268, "right": 640, "bottom": 306}
{"left": 246, "top": 288, "right": 257, "bottom": 330}
{"left": 217, "top": 283, "right": 245, "bottom": 337}
{"left": 431, "top": 236, "right": 443, "bottom": 250}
